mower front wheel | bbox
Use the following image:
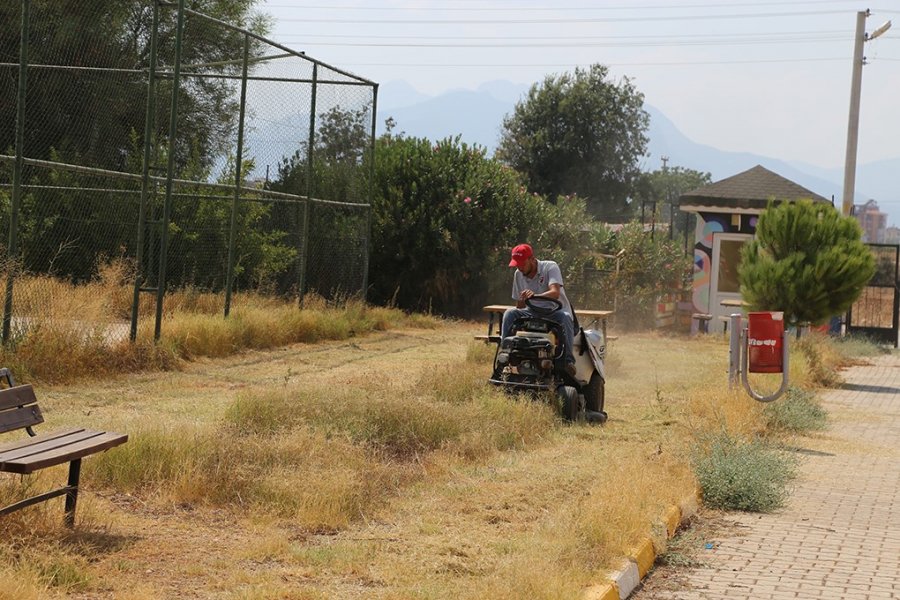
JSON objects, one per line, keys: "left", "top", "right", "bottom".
{"left": 557, "top": 385, "right": 580, "bottom": 422}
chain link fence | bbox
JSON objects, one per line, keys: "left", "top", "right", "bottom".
{"left": 0, "top": 0, "right": 376, "bottom": 344}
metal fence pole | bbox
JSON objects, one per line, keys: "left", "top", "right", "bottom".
{"left": 3, "top": 0, "right": 30, "bottom": 346}
{"left": 361, "top": 83, "right": 378, "bottom": 300}
{"left": 298, "top": 63, "right": 318, "bottom": 303}
{"left": 224, "top": 33, "right": 250, "bottom": 318}
{"left": 130, "top": 0, "right": 161, "bottom": 341}
{"left": 154, "top": 0, "right": 187, "bottom": 340}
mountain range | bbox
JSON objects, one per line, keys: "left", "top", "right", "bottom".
{"left": 376, "top": 80, "right": 900, "bottom": 227}
{"left": 238, "top": 79, "right": 899, "bottom": 226}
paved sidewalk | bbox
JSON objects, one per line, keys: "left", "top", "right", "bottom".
{"left": 636, "top": 353, "right": 900, "bottom": 600}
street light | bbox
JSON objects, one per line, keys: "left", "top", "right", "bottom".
{"left": 841, "top": 11, "right": 892, "bottom": 217}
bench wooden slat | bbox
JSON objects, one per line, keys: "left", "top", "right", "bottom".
{"left": 0, "top": 427, "right": 84, "bottom": 453}
{"left": 0, "top": 405, "right": 44, "bottom": 434}
{"left": 0, "top": 430, "right": 128, "bottom": 474}
{"left": 0, "top": 385, "right": 38, "bottom": 411}
{"left": 0, "top": 428, "right": 96, "bottom": 461}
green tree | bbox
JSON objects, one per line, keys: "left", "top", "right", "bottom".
{"left": 739, "top": 200, "right": 875, "bottom": 325}
{"left": 634, "top": 166, "right": 712, "bottom": 219}
{"left": 266, "top": 105, "right": 373, "bottom": 297}
{"left": 369, "top": 134, "right": 540, "bottom": 314}
{"left": 0, "top": 0, "right": 269, "bottom": 172}
{"left": 496, "top": 64, "right": 649, "bottom": 220}
{"left": 0, "top": 1, "right": 273, "bottom": 286}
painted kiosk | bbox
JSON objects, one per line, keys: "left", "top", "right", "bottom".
{"left": 679, "top": 165, "right": 831, "bottom": 334}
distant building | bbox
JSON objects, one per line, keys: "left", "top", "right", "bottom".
{"left": 885, "top": 226, "right": 900, "bottom": 245}
{"left": 853, "top": 200, "right": 888, "bottom": 243}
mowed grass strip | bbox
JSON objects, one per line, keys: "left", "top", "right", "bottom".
{"left": 83, "top": 342, "right": 554, "bottom": 532}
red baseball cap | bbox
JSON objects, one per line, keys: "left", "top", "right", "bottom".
{"left": 509, "top": 243, "right": 533, "bottom": 267}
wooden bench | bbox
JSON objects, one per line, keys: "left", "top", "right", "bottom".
{"left": 479, "top": 305, "right": 614, "bottom": 341}
{"left": 692, "top": 313, "right": 713, "bottom": 334}
{"left": 0, "top": 369, "right": 128, "bottom": 527}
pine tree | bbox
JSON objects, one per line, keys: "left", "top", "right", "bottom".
{"left": 739, "top": 200, "right": 875, "bottom": 325}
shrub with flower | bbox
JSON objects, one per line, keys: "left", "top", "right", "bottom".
{"left": 589, "top": 222, "right": 692, "bottom": 329}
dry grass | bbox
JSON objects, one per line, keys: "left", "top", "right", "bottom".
{"left": 0, "top": 322, "right": 870, "bottom": 598}
{"left": 84, "top": 344, "right": 554, "bottom": 532}
{"left": 1, "top": 263, "right": 439, "bottom": 382}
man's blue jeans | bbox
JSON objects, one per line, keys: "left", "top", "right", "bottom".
{"left": 501, "top": 307, "right": 576, "bottom": 365}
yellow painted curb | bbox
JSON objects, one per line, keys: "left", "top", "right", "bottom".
{"left": 630, "top": 538, "right": 656, "bottom": 579}
{"left": 584, "top": 492, "right": 700, "bottom": 600}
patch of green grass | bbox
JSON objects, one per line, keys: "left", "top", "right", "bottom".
{"left": 831, "top": 333, "right": 892, "bottom": 358}
{"left": 764, "top": 387, "right": 828, "bottom": 434}
{"left": 692, "top": 431, "right": 797, "bottom": 513}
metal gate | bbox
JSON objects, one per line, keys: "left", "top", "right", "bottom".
{"left": 847, "top": 243, "right": 900, "bottom": 347}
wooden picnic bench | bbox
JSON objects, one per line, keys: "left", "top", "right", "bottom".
{"left": 0, "top": 368, "right": 128, "bottom": 527}
{"left": 478, "top": 305, "right": 615, "bottom": 342}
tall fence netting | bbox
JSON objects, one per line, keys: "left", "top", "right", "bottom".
{"left": 0, "top": 0, "right": 376, "bottom": 344}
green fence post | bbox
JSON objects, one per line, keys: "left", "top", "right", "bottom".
{"left": 224, "top": 33, "right": 250, "bottom": 318}
{"left": 2, "top": 0, "right": 30, "bottom": 346}
{"left": 130, "top": 0, "right": 161, "bottom": 342}
{"left": 154, "top": 0, "right": 187, "bottom": 341}
{"left": 361, "top": 83, "right": 378, "bottom": 301}
{"left": 298, "top": 63, "right": 317, "bottom": 304}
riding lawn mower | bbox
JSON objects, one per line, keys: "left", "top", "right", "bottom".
{"left": 488, "top": 297, "right": 608, "bottom": 423}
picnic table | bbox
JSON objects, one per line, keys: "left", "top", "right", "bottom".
{"left": 720, "top": 298, "right": 748, "bottom": 308}
{"left": 479, "top": 304, "right": 614, "bottom": 342}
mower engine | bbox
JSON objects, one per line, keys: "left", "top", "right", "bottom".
{"left": 495, "top": 321, "right": 560, "bottom": 380}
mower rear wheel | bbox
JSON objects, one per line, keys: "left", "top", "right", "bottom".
{"left": 585, "top": 372, "right": 605, "bottom": 413}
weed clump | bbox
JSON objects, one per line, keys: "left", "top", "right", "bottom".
{"left": 692, "top": 432, "right": 796, "bottom": 513}
{"left": 764, "top": 387, "right": 828, "bottom": 434}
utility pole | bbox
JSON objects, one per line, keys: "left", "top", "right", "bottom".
{"left": 661, "top": 156, "right": 673, "bottom": 240}
{"left": 842, "top": 10, "right": 892, "bottom": 217}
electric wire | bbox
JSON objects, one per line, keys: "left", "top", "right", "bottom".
{"left": 338, "top": 57, "right": 848, "bottom": 68}
{"left": 272, "top": 10, "right": 849, "bottom": 24}
{"left": 271, "top": 30, "right": 849, "bottom": 41}
{"left": 262, "top": 0, "right": 863, "bottom": 10}
{"left": 285, "top": 37, "right": 851, "bottom": 49}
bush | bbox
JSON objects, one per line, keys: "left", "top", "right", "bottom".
{"left": 367, "top": 135, "right": 541, "bottom": 314}
{"left": 764, "top": 387, "right": 828, "bottom": 434}
{"left": 692, "top": 431, "right": 796, "bottom": 512}
{"left": 585, "top": 221, "right": 691, "bottom": 328}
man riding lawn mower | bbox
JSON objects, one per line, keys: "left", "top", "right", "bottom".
{"left": 486, "top": 244, "right": 609, "bottom": 423}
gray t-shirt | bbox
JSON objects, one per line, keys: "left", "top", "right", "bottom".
{"left": 511, "top": 260, "right": 572, "bottom": 315}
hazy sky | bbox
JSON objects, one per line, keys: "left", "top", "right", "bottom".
{"left": 256, "top": 0, "right": 898, "bottom": 170}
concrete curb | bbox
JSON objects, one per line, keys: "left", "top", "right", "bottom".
{"left": 584, "top": 493, "right": 699, "bottom": 600}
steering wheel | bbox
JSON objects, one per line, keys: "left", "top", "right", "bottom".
{"left": 525, "top": 296, "right": 562, "bottom": 316}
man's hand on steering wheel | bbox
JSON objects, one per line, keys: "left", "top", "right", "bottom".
{"left": 525, "top": 295, "right": 563, "bottom": 316}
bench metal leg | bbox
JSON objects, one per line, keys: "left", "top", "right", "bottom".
{"left": 64, "top": 458, "right": 81, "bottom": 528}
{"left": 0, "top": 487, "right": 69, "bottom": 517}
